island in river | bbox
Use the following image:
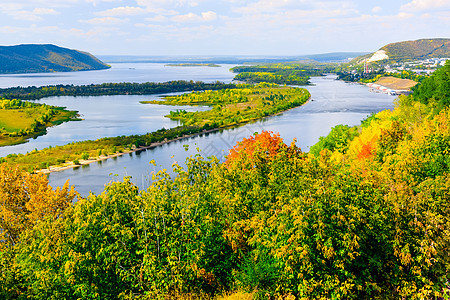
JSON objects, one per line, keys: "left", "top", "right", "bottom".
{"left": 0, "top": 98, "right": 79, "bottom": 147}
{"left": 1, "top": 83, "right": 310, "bottom": 173}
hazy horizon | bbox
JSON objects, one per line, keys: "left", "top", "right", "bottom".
{"left": 0, "top": 1, "right": 448, "bottom": 56}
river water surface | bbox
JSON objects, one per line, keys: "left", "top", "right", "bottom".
{"left": 0, "top": 64, "right": 395, "bottom": 196}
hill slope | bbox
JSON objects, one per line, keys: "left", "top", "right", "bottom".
{"left": 381, "top": 38, "right": 450, "bottom": 60}
{"left": 352, "top": 38, "right": 450, "bottom": 64}
{"left": 0, "top": 44, "right": 110, "bottom": 74}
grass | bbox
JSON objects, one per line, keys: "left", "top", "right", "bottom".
{"left": 0, "top": 104, "right": 78, "bottom": 147}
{"left": 0, "top": 109, "right": 38, "bottom": 132}
{"left": 145, "top": 85, "right": 309, "bottom": 127}
{"left": 0, "top": 135, "right": 28, "bottom": 147}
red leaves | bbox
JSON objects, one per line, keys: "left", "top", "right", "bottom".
{"left": 357, "top": 142, "right": 375, "bottom": 160}
{"left": 225, "top": 130, "right": 286, "bottom": 168}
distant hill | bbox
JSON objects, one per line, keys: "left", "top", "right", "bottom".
{"left": 352, "top": 38, "right": 450, "bottom": 64}
{"left": 99, "top": 52, "right": 368, "bottom": 64}
{"left": 0, "top": 44, "right": 110, "bottom": 74}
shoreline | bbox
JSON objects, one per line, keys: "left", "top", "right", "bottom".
{"left": 37, "top": 127, "right": 221, "bottom": 174}
{"left": 37, "top": 96, "right": 311, "bottom": 174}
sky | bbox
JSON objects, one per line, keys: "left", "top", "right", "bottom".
{"left": 0, "top": 0, "right": 448, "bottom": 56}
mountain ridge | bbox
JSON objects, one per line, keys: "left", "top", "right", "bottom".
{"left": 381, "top": 38, "right": 450, "bottom": 60}
{"left": 0, "top": 44, "right": 110, "bottom": 74}
{"left": 352, "top": 38, "right": 450, "bottom": 64}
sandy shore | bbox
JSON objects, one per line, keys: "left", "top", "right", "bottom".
{"left": 37, "top": 127, "right": 222, "bottom": 174}
{"left": 373, "top": 76, "right": 418, "bottom": 90}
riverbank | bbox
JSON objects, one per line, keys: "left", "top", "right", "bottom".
{"left": 37, "top": 96, "right": 311, "bottom": 174}
{"left": 37, "top": 127, "right": 221, "bottom": 174}
{"left": 365, "top": 76, "right": 417, "bottom": 95}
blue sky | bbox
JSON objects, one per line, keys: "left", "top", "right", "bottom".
{"left": 0, "top": 0, "right": 448, "bottom": 56}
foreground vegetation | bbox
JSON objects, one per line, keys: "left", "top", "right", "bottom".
{"left": 0, "top": 98, "right": 78, "bottom": 147}
{"left": 0, "top": 61, "right": 449, "bottom": 299}
{"left": 0, "top": 84, "right": 310, "bottom": 172}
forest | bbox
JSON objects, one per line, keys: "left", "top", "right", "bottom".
{"left": 0, "top": 81, "right": 237, "bottom": 100}
{"left": 0, "top": 62, "right": 449, "bottom": 299}
{"left": 230, "top": 63, "right": 335, "bottom": 85}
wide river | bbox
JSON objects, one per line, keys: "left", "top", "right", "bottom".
{"left": 0, "top": 63, "right": 395, "bottom": 196}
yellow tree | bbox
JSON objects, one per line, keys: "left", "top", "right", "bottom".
{"left": 0, "top": 164, "right": 77, "bottom": 249}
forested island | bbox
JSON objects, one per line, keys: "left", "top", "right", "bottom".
{"left": 230, "top": 64, "right": 332, "bottom": 85}
{"left": 1, "top": 61, "right": 449, "bottom": 299}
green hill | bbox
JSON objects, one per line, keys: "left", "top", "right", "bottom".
{"left": 351, "top": 38, "right": 450, "bottom": 64}
{"left": 0, "top": 44, "right": 110, "bottom": 74}
{"left": 381, "top": 38, "right": 450, "bottom": 60}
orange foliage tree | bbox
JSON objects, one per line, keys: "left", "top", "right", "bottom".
{"left": 225, "top": 130, "right": 299, "bottom": 170}
{"left": 0, "top": 164, "right": 77, "bottom": 248}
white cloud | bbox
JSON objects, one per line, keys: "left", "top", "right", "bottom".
{"left": 10, "top": 11, "right": 44, "bottom": 21}
{"left": 230, "top": 0, "right": 356, "bottom": 15}
{"left": 86, "top": 0, "right": 122, "bottom": 5}
{"left": 201, "top": 11, "right": 216, "bottom": 21}
{"left": 80, "top": 16, "right": 127, "bottom": 24}
{"left": 171, "top": 12, "right": 198, "bottom": 22}
{"left": 372, "top": 6, "right": 382, "bottom": 13}
{"left": 97, "top": 6, "right": 147, "bottom": 16}
{"left": 12, "top": 0, "right": 120, "bottom": 5}
{"left": 398, "top": 12, "right": 414, "bottom": 19}
{"left": 0, "top": 3, "right": 59, "bottom": 21}
{"left": 400, "top": 0, "right": 450, "bottom": 12}
{"left": 136, "top": 0, "right": 203, "bottom": 8}
{"left": 0, "top": 22, "right": 128, "bottom": 45}
{"left": 33, "top": 8, "right": 59, "bottom": 15}
{"left": 130, "top": 23, "right": 215, "bottom": 43}
{"left": 0, "top": 3, "right": 24, "bottom": 11}
{"left": 171, "top": 11, "right": 217, "bottom": 22}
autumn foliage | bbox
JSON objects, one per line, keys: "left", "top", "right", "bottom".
{"left": 226, "top": 130, "right": 285, "bottom": 167}
{"left": 0, "top": 63, "right": 449, "bottom": 299}
{"left": 0, "top": 164, "right": 77, "bottom": 249}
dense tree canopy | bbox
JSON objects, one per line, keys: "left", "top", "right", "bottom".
{"left": 0, "top": 62, "right": 449, "bottom": 299}
{"left": 0, "top": 81, "right": 237, "bottom": 100}
{"left": 412, "top": 60, "right": 450, "bottom": 109}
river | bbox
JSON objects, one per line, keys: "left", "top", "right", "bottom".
{"left": 0, "top": 64, "right": 395, "bottom": 196}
